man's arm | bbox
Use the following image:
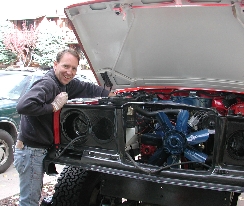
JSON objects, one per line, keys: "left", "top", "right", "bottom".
{"left": 17, "top": 80, "right": 55, "bottom": 115}
{"left": 68, "top": 79, "right": 116, "bottom": 98}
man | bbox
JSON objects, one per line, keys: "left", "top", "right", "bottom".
{"left": 14, "top": 48, "right": 115, "bottom": 206}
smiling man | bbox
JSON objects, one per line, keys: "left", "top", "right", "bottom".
{"left": 14, "top": 48, "right": 115, "bottom": 206}
{"left": 53, "top": 50, "right": 79, "bottom": 85}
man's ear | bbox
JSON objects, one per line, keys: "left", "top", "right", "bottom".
{"left": 53, "top": 61, "right": 57, "bottom": 71}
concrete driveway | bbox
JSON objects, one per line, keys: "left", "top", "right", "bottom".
{"left": 0, "top": 164, "right": 64, "bottom": 200}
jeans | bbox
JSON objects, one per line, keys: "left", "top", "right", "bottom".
{"left": 14, "top": 146, "right": 47, "bottom": 206}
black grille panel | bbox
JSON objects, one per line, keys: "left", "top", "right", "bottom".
{"left": 223, "top": 118, "right": 244, "bottom": 166}
{"left": 60, "top": 105, "right": 116, "bottom": 149}
{"left": 92, "top": 117, "right": 114, "bottom": 142}
{"left": 61, "top": 110, "right": 90, "bottom": 145}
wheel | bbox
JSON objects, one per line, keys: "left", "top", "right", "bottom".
{"left": 0, "top": 129, "right": 14, "bottom": 173}
{"left": 50, "top": 166, "right": 123, "bottom": 206}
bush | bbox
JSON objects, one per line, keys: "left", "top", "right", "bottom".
{"left": 33, "top": 18, "right": 68, "bottom": 67}
{"left": 0, "top": 20, "right": 17, "bottom": 65}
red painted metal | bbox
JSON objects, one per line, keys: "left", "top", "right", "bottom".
{"left": 53, "top": 110, "right": 61, "bottom": 146}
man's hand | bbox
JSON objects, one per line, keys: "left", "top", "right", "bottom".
{"left": 51, "top": 92, "right": 68, "bottom": 112}
{"left": 108, "top": 92, "right": 116, "bottom": 97}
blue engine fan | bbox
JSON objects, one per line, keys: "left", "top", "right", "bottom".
{"left": 141, "top": 110, "right": 209, "bottom": 166}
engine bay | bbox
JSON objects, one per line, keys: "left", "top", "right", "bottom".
{"left": 59, "top": 88, "right": 244, "bottom": 173}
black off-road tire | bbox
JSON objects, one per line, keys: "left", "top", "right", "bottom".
{"left": 50, "top": 166, "right": 122, "bottom": 206}
{"left": 0, "top": 129, "right": 14, "bottom": 173}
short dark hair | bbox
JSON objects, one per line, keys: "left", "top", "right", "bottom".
{"left": 56, "top": 48, "right": 80, "bottom": 63}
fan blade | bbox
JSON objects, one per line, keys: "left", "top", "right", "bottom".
{"left": 156, "top": 111, "right": 173, "bottom": 133}
{"left": 175, "top": 110, "right": 189, "bottom": 134}
{"left": 184, "top": 147, "right": 208, "bottom": 163}
{"left": 186, "top": 129, "right": 209, "bottom": 145}
{"left": 139, "top": 133, "right": 162, "bottom": 146}
{"left": 148, "top": 147, "right": 169, "bottom": 166}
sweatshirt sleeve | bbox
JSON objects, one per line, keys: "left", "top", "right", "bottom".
{"left": 16, "top": 79, "right": 55, "bottom": 116}
{"left": 67, "top": 78, "right": 110, "bottom": 99}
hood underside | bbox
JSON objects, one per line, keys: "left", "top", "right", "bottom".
{"left": 65, "top": 0, "right": 244, "bottom": 92}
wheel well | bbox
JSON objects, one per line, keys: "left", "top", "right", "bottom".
{"left": 0, "top": 122, "right": 18, "bottom": 143}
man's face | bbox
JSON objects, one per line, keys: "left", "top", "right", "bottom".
{"left": 53, "top": 53, "right": 79, "bottom": 85}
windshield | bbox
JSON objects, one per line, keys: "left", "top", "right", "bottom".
{"left": 0, "top": 74, "right": 30, "bottom": 100}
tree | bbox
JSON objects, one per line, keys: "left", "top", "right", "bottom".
{"left": 0, "top": 20, "right": 17, "bottom": 66}
{"left": 3, "top": 21, "right": 38, "bottom": 67}
{"left": 33, "top": 18, "right": 67, "bottom": 68}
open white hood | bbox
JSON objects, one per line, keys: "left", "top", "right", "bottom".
{"left": 65, "top": 0, "right": 244, "bottom": 92}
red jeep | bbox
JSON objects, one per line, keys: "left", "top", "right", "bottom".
{"left": 43, "top": 0, "right": 244, "bottom": 205}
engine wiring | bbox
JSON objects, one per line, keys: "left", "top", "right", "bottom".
{"left": 53, "top": 135, "right": 87, "bottom": 160}
{"left": 125, "top": 151, "right": 211, "bottom": 175}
